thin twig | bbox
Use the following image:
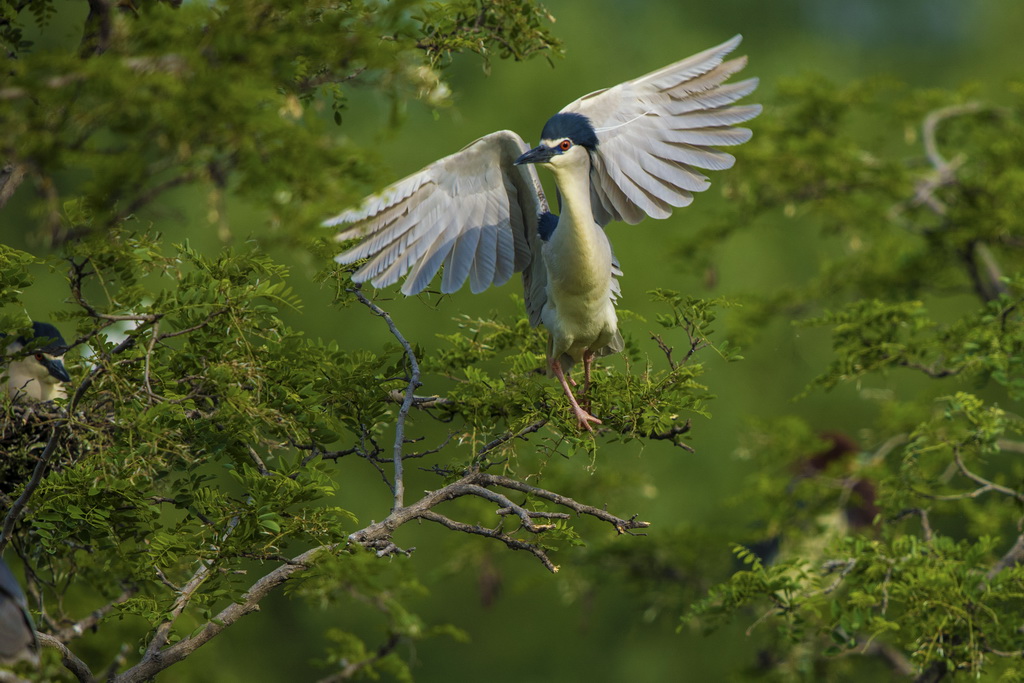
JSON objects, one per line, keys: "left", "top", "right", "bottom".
{"left": 952, "top": 445, "right": 1024, "bottom": 504}
{"left": 818, "top": 558, "right": 857, "bottom": 595}
{"left": 650, "top": 333, "right": 676, "bottom": 370}
{"left": 987, "top": 523, "right": 1024, "bottom": 580}
{"left": 997, "top": 439, "right": 1024, "bottom": 454}
{"left": 475, "top": 473, "right": 650, "bottom": 535}
{"left": 922, "top": 102, "right": 986, "bottom": 170}
{"left": 350, "top": 287, "right": 420, "bottom": 511}
{"left": 143, "top": 562, "right": 212, "bottom": 658}
{"left": 855, "top": 637, "right": 915, "bottom": 677}
{"left": 54, "top": 586, "right": 137, "bottom": 642}
{"left": 386, "top": 390, "right": 453, "bottom": 408}
{"left": 893, "top": 508, "right": 933, "bottom": 542}
{"left": 419, "top": 510, "right": 558, "bottom": 572}
{"left": 460, "top": 485, "right": 557, "bottom": 532}
{"left": 647, "top": 420, "right": 694, "bottom": 452}
{"left": 473, "top": 419, "right": 548, "bottom": 464}
{"left": 315, "top": 633, "right": 401, "bottom": 683}
{"left": 0, "top": 162, "right": 26, "bottom": 208}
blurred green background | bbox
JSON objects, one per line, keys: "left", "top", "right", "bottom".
{"left": 4, "top": 1, "right": 1023, "bottom": 680}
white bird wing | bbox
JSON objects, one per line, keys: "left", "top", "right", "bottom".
{"left": 327, "top": 130, "right": 549, "bottom": 303}
{"left": 561, "top": 34, "right": 761, "bottom": 226}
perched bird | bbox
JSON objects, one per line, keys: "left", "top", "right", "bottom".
{"left": 0, "top": 557, "right": 38, "bottom": 666}
{"left": 327, "top": 36, "right": 759, "bottom": 430}
{"left": 2, "top": 321, "right": 72, "bottom": 402}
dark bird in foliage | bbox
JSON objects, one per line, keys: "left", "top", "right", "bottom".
{"left": 2, "top": 321, "right": 71, "bottom": 403}
{"left": 1, "top": 322, "right": 84, "bottom": 496}
{"left": 743, "top": 432, "right": 880, "bottom": 567}
{"left": 327, "top": 36, "right": 759, "bottom": 430}
{"left": 0, "top": 557, "right": 38, "bottom": 666}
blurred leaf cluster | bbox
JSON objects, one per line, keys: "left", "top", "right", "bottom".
{"left": 680, "top": 77, "right": 1024, "bottom": 680}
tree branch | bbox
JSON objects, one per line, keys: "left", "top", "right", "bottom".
{"left": 107, "top": 461, "right": 649, "bottom": 680}
{"left": 143, "top": 561, "right": 213, "bottom": 660}
{"left": 113, "top": 549, "right": 325, "bottom": 683}
{"left": 350, "top": 470, "right": 648, "bottom": 572}
{"left": 350, "top": 287, "right": 419, "bottom": 511}
{"left": 419, "top": 509, "right": 558, "bottom": 572}
{"left": 647, "top": 419, "right": 695, "bottom": 452}
{"left": 473, "top": 418, "right": 548, "bottom": 464}
{"left": 893, "top": 508, "right": 934, "bottom": 542}
{"left": 951, "top": 446, "right": 1024, "bottom": 504}
{"left": 855, "top": 637, "right": 915, "bottom": 677}
{"left": 0, "top": 162, "right": 26, "bottom": 208}
{"left": 0, "top": 420, "right": 63, "bottom": 553}
{"left": 38, "top": 633, "right": 96, "bottom": 683}
{"left": 54, "top": 586, "right": 137, "bottom": 643}
{"left": 474, "top": 473, "right": 651, "bottom": 535}
{"left": 987, "top": 520, "right": 1024, "bottom": 580}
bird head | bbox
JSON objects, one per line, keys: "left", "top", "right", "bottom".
{"left": 2, "top": 321, "right": 71, "bottom": 402}
{"left": 514, "top": 112, "right": 597, "bottom": 173}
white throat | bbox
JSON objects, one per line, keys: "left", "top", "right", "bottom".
{"left": 4, "top": 344, "right": 67, "bottom": 402}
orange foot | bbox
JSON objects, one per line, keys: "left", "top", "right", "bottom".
{"left": 572, "top": 405, "right": 603, "bottom": 432}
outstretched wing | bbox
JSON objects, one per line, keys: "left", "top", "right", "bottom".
{"left": 562, "top": 34, "right": 760, "bottom": 226}
{"left": 327, "top": 130, "right": 549, "bottom": 298}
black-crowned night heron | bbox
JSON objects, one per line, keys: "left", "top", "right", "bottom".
{"left": 2, "top": 321, "right": 72, "bottom": 403}
{"left": 327, "top": 36, "right": 759, "bottom": 430}
{"left": 0, "top": 557, "right": 38, "bottom": 666}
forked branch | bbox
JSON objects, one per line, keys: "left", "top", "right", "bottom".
{"left": 349, "top": 470, "right": 650, "bottom": 572}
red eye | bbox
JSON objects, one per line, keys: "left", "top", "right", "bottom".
{"left": 34, "top": 353, "right": 45, "bottom": 362}
{"left": 559, "top": 139, "right": 572, "bottom": 151}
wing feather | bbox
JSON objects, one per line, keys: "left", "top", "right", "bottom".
{"left": 326, "top": 130, "right": 548, "bottom": 299}
{"left": 403, "top": 227, "right": 455, "bottom": 296}
{"left": 492, "top": 216, "right": 516, "bottom": 287}
{"left": 443, "top": 223, "right": 481, "bottom": 293}
{"left": 561, "top": 35, "right": 759, "bottom": 226}
{"left": 469, "top": 219, "right": 498, "bottom": 294}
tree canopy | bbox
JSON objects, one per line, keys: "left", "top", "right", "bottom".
{"left": 1, "top": 1, "right": 1023, "bottom": 682}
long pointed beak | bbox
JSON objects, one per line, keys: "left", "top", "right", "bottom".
{"left": 515, "top": 145, "right": 557, "bottom": 165}
{"left": 44, "top": 357, "right": 71, "bottom": 383}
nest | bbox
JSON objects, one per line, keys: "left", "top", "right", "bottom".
{"left": 0, "top": 402, "right": 81, "bottom": 496}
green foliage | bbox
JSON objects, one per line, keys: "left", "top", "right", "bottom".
{"left": 0, "top": 245, "right": 37, "bottom": 331}
{"left": 415, "top": 0, "right": 563, "bottom": 71}
{"left": 418, "top": 290, "right": 718, "bottom": 455}
{"left": 679, "top": 74, "right": 1024, "bottom": 680}
{"left": 3, "top": 2, "right": 1024, "bottom": 682}
{"left": 0, "top": 0, "right": 562, "bottom": 245}
{"left": 803, "top": 281, "right": 1024, "bottom": 397}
